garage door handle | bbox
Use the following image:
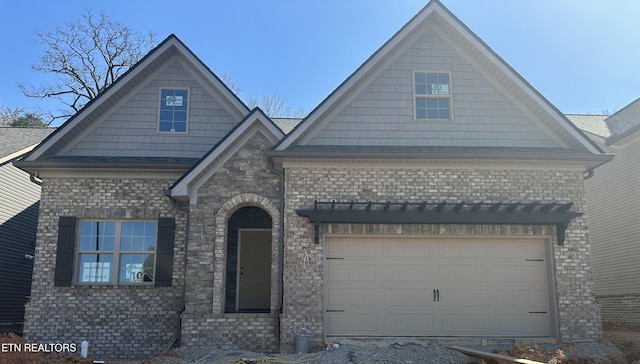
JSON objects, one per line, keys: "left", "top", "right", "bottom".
{"left": 433, "top": 289, "right": 440, "bottom": 302}
{"left": 433, "top": 289, "right": 436, "bottom": 302}
{"left": 437, "top": 289, "right": 440, "bottom": 302}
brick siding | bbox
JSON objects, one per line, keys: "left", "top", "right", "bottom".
{"left": 280, "top": 166, "right": 602, "bottom": 351}
{"left": 24, "top": 144, "right": 603, "bottom": 358}
{"left": 179, "top": 132, "right": 282, "bottom": 352}
{"left": 23, "top": 177, "right": 186, "bottom": 360}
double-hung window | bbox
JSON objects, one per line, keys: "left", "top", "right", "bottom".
{"left": 159, "top": 88, "right": 189, "bottom": 133}
{"left": 414, "top": 72, "right": 451, "bottom": 121}
{"left": 77, "top": 220, "right": 157, "bottom": 284}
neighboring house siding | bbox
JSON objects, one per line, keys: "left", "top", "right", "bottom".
{"left": 586, "top": 137, "right": 640, "bottom": 323}
{"left": 180, "top": 132, "right": 281, "bottom": 352}
{"left": 23, "top": 177, "right": 187, "bottom": 360}
{"left": 0, "top": 161, "right": 40, "bottom": 327}
{"left": 280, "top": 166, "right": 600, "bottom": 351}
{"left": 66, "top": 57, "right": 240, "bottom": 159}
{"left": 304, "top": 30, "right": 557, "bottom": 148}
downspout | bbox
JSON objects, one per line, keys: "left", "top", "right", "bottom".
{"left": 164, "top": 189, "right": 190, "bottom": 349}
{"left": 268, "top": 158, "right": 285, "bottom": 352}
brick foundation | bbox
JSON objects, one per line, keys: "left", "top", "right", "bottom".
{"left": 181, "top": 313, "right": 277, "bottom": 352}
{"left": 597, "top": 293, "right": 640, "bottom": 325}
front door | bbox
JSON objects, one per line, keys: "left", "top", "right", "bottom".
{"left": 237, "top": 229, "right": 272, "bottom": 311}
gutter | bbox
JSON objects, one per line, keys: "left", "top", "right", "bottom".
{"left": 267, "top": 158, "right": 285, "bottom": 352}
{"left": 15, "top": 161, "right": 196, "bottom": 170}
{"left": 30, "top": 174, "right": 42, "bottom": 186}
{"left": 267, "top": 149, "right": 614, "bottom": 163}
{"left": 164, "top": 190, "right": 190, "bottom": 349}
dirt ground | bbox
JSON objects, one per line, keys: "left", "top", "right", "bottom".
{"left": 1, "top": 324, "right": 640, "bottom": 364}
{"left": 602, "top": 322, "right": 640, "bottom": 364}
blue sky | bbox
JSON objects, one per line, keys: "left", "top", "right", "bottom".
{"left": 2, "top": 1, "right": 639, "bottom": 127}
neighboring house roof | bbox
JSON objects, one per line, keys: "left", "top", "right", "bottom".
{"left": 565, "top": 114, "right": 613, "bottom": 153}
{"left": 21, "top": 34, "right": 249, "bottom": 164}
{"left": 605, "top": 97, "right": 640, "bottom": 136}
{"left": 272, "top": 118, "right": 303, "bottom": 134}
{"left": 565, "top": 114, "right": 611, "bottom": 138}
{"left": 0, "top": 127, "right": 55, "bottom": 165}
{"left": 273, "top": 0, "right": 604, "bottom": 159}
{"left": 604, "top": 97, "right": 640, "bottom": 146}
{"left": 169, "top": 108, "right": 284, "bottom": 203}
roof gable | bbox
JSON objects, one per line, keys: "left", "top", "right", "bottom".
{"left": 274, "top": 0, "right": 601, "bottom": 155}
{"left": 169, "top": 108, "right": 284, "bottom": 204}
{"left": 24, "top": 35, "right": 249, "bottom": 162}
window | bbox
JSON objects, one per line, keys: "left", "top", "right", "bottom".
{"left": 414, "top": 72, "right": 451, "bottom": 120}
{"left": 77, "top": 220, "right": 157, "bottom": 284}
{"left": 159, "top": 88, "right": 188, "bottom": 133}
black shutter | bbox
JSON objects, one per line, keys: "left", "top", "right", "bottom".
{"left": 155, "top": 217, "right": 175, "bottom": 287}
{"left": 54, "top": 216, "right": 77, "bottom": 287}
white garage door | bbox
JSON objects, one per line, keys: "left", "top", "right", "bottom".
{"left": 325, "top": 236, "right": 552, "bottom": 337}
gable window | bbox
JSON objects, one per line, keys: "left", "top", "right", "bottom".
{"left": 414, "top": 72, "right": 451, "bottom": 120}
{"left": 159, "top": 88, "right": 189, "bottom": 133}
{"left": 77, "top": 220, "right": 157, "bottom": 284}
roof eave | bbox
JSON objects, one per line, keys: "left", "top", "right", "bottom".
{"left": 268, "top": 149, "right": 613, "bottom": 168}
{"left": 14, "top": 160, "right": 195, "bottom": 172}
{"left": 605, "top": 125, "right": 640, "bottom": 146}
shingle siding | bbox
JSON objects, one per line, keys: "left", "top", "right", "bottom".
{"left": 66, "top": 57, "right": 240, "bottom": 159}
{"left": 305, "top": 30, "right": 557, "bottom": 148}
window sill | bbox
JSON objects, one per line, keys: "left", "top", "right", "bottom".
{"left": 71, "top": 284, "right": 156, "bottom": 289}
{"left": 414, "top": 118, "right": 453, "bottom": 123}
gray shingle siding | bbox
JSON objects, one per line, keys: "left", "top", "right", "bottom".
{"left": 304, "top": 30, "right": 558, "bottom": 148}
{"left": 66, "top": 58, "right": 240, "bottom": 159}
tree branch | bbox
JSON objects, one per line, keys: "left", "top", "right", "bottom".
{"left": 21, "top": 10, "right": 156, "bottom": 120}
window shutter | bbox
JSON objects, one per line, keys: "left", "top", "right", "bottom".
{"left": 155, "top": 217, "right": 175, "bottom": 287}
{"left": 54, "top": 216, "right": 77, "bottom": 287}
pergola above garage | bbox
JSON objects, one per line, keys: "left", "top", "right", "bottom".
{"left": 296, "top": 200, "right": 582, "bottom": 245}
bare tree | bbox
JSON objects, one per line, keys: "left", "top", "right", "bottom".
{"left": 20, "top": 11, "right": 156, "bottom": 124}
{"left": 219, "top": 73, "right": 242, "bottom": 94}
{"left": 247, "top": 92, "right": 306, "bottom": 118}
{"left": 0, "top": 106, "right": 25, "bottom": 126}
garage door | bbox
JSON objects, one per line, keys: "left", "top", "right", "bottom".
{"left": 325, "top": 236, "right": 552, "bottom": 337}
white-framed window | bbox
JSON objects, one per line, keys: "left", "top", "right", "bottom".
{"left": 158, "top": 88, "right": 189, "bottom": 133}
{"left": 414, "top": 72, "right": 451, "bottom": 121}
{"left": 77, "top": 220, "right": 157, "bottom": 285}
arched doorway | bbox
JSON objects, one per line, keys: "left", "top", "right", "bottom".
{"left": 225, "top": 206, "right": 272, "bottom": 313}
